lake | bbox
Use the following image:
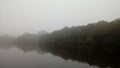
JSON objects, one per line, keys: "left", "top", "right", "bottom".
{"left": 0, "top": 45, "right": 98, "bottom": 68}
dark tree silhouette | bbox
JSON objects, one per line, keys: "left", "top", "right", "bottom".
{"left": 39, "top": 19, "right": 120, "bottom": 68}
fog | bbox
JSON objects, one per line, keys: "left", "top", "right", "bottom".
{"left": 0, "top": 0, "right": 120, "bottom": 36}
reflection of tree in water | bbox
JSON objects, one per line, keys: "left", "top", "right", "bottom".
{"left": 39, "top": 19, "right": 120, "bottom": 68}
{"left": 38, "top": 43, "right": 120, "bottom": 68}
{"left": 16, "top": 44, "right": 46, "bottom": 54}
{"left": 1, "top": 19, "right": 120, "bottom": 68}
{"left": 14, "top": 32, "right": 47, "bottom": 54}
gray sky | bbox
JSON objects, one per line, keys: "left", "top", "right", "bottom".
{"left": 0, "top": 0, "right": 120, "bottom": 36}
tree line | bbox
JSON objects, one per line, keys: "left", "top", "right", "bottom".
{"left": 39, "top": 19, "right": 120, "bottom": 68}
{"left": 11, "top": 18, "right": 120, "bottom": 68}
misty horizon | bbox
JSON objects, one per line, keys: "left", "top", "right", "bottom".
{"left": 1, "top": 0, "right": 120, "bottom": 36}
{"left": 0, "top": 0, "right": 120, "bottom": 68}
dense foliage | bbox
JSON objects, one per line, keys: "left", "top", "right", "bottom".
{"left": 39, "top": 19, "right": 120, "bottom": 68}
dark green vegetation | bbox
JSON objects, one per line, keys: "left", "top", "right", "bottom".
{"left": 4, "top": 19, "right": 120, "bottom": 68}
{"left": 39, "top": 19, "right": 120, "bottom": 68}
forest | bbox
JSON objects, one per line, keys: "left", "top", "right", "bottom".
{"left": 12, "top": 19, "right": 120, "bottom": 68}
{"left": 39, "top": 19, "right": 120, "bottom": 68}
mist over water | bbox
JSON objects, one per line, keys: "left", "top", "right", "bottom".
{"left": 0, "top": 44, "right": 98, "bottom": 68}
{"left": 0, "top": 0, "right": 120, "bottom": 68}
{"left": 6, "top": 49, "right": 98, "bottom": 68}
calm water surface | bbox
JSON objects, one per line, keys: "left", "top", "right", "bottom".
{"left": 0, "top": 45, "right": 98, "bottom": 68}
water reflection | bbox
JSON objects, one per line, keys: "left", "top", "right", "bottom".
{"left": 0, "top": 45, "right": 97, "bottom": 68}
{"left": 0, "top": 34, "right": 119, "bottom": 68}
{"left": 47, "top": 47, "right": 120, "bottom": 68}
{"left": 0, "top": 43, "right": 120, "bottom": 68}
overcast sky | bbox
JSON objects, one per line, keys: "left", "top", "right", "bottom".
{"left": 0, "top": 0, "right": 120, "bottom": 36}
